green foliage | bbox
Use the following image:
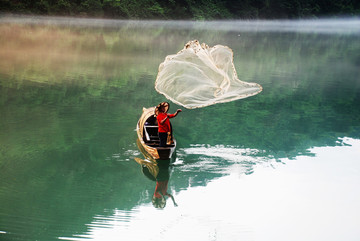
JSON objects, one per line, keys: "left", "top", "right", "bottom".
{"left": 102, "top": 0, "right": 166, "bottom": 19}
{"left": 80, "top": 0, "right": 103, "bottom": 16}
{"left": 1, "top": 0, "right": 359, "bottom": 19}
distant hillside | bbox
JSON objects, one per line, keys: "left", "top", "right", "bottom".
{"left": 1, "top": 0, "right": 359, "bottom": 19}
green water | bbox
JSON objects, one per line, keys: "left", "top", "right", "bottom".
{"left": 0, "top": 16, "right": 360, "bottom": 241}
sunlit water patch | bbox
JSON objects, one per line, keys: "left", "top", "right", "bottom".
{"left": 57, "top": 138, "right": 360, "bottom": 241}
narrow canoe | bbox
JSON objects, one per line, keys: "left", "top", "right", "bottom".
{"left": 136, "top": 106, "right": 176, "bottom": 160}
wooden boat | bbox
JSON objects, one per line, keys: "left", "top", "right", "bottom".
{"left": 136, "top": 106, "right": 176, "bottom": 160}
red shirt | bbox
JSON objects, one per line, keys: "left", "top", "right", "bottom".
{"left": 157, "top": 113, "right": 175, "bottom": 133}
{"left": 154, "top": 180, "right": 169, "bottom": 198}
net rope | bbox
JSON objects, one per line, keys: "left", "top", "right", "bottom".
{"left": 155, "top": 40, "right": 262, "bottom": 109}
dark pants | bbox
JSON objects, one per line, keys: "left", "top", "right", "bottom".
{"left": 159, "top": 132, "right": 168, "bottom": 147}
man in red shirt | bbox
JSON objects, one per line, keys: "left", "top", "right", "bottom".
{"left": 156, "top": 102, "right": 182, "bottom": 147}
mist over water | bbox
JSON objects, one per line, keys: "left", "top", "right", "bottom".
{"left": 0, "top": 16, "right": 359, "bottom": 241}
{"left": 1, "top": 15, "right": 360, "bottom": 34}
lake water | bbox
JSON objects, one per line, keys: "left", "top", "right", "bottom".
{"left": 0, "top": 16, "right": 360, "bottom": 241}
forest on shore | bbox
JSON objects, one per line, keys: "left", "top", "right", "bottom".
{"left": 0, "top": 0, "right": 360, "bottom": 20}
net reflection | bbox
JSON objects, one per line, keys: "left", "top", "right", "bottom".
{"left": 134, "top": 139, "right": 178, "bottom": 209}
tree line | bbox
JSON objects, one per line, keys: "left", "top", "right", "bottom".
{"left": 0, "top": 0, "right": 359, "bottom": 19}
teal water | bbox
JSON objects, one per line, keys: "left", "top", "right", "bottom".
{"left": 0, "top": 16, "right": 360, "bottom": 241}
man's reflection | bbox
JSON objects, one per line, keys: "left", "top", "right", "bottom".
{"left": 152, "top": 159, "right": 177, "bottom": 208}
{"left": 135, "top": 140, "right": 177, "bottom": 209}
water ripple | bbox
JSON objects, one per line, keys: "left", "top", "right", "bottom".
{"left": 176, "top": 144, "right": 275, "bottom": 176}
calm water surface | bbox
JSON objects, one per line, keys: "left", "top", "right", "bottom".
{"left": 0, "top": 16, "right": 360, "bottom": 241}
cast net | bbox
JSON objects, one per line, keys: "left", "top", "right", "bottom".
{"left": 155, "top": 40, "right": 262, "bottom": 109}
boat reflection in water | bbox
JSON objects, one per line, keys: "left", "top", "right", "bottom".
{"left": 135, "top": 139, "right": 177, "bottom": 209}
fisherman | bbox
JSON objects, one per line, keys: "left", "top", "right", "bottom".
{"left": 156, "top": 102, "right": 182, "bottom": 147}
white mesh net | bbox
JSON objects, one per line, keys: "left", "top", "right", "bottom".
{"left": 155, "top": 40, "right": 262, "bottom": 109}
